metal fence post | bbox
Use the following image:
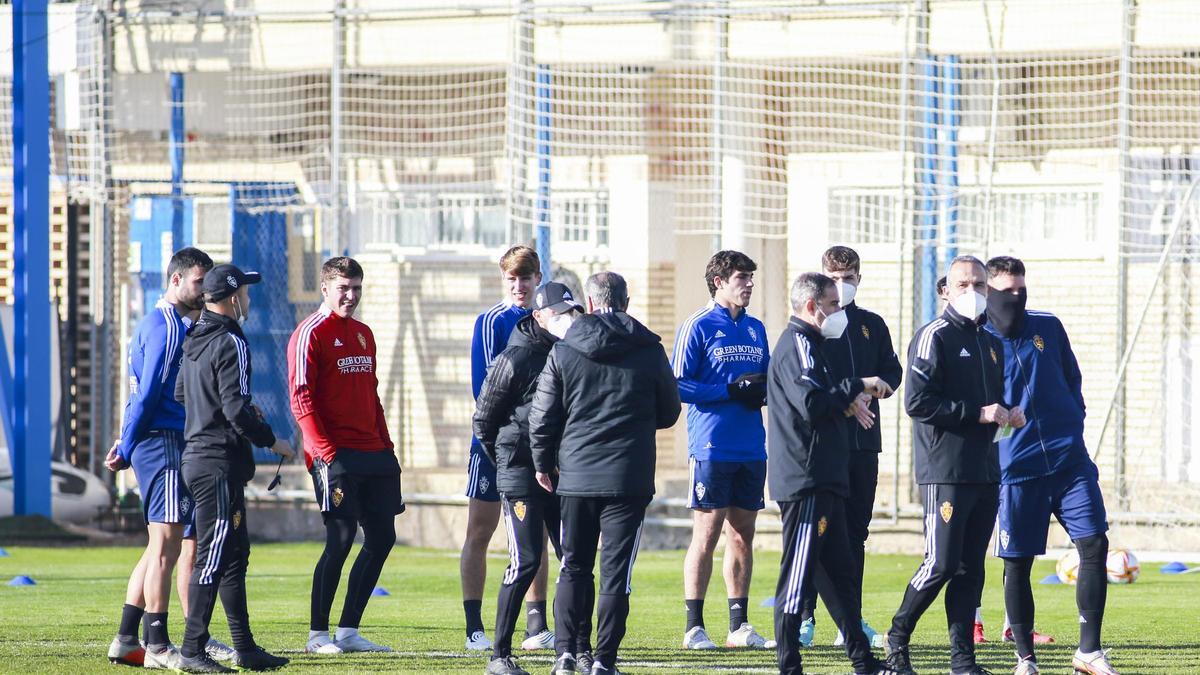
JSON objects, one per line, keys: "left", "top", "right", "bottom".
{"left": 1114, "top": 0, "right": 1137, "bottom": 510}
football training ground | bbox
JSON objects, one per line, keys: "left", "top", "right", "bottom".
{"left": 1, "top": 544, "right": 1195, "bottom": 673}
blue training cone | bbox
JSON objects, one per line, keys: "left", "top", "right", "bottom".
{"left": 371, "top": 586, "right": 390, "bottom": 597}
{"left": 1039, "top": 574, "right": 1062, "bottom": 585}
{"left": 1160, "top": 561, "right": 1188, "bottom": 574}
{"left": 7, "top": 575, "right": 36, "bottom": 586}
{"left": 760, "top": 596, "right": 776, "bottom": 608}
{"left": 0, "top": 547, "right": 9, "bottom": 557}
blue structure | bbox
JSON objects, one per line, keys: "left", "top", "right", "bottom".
{"left": 941, "top": 56, "right": 962, "bottom": 270}
{"left": 918, "top": 57, "right": 941, "bottom": 326}
{"left": 129, "top": 196, "right": 194, "bottom": 317}
{"left": 10, "top": 0, "right": 53, "bottom": 516}
{"left": 169, "top": 73, "right": 186, "bottom": 248}
{"left": 535, "top": 65, "right": 553, "bottom": 281}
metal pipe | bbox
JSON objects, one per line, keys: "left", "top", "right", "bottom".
{"left": 535, "top": 64, "right": 553, "bottom": 280}
{"left": 942, "top": 55, "right": 960, "bottom": 266}
{"left": 711, "top": 0, "right": 728, "bottom": 246}
{"left": 919, "top": 57, "right": 940, "bottom": 327}
{"left": 169, "top": 72, "right": 185, "bottom": 248}
{"left": 891, "top": 1, "right": 915, "bottom": 523}
{"left": 330, "top": 0, "right": 345, "bottom": 255}
{"left": 1112, "top": 0, "right": 1137, "bottom": 510}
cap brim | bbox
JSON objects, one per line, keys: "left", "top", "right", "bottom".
{"left": 242, "top": 271, "right": 262, "bottom": 285}
{"left": 545, "top": 301, "right": 583, "bottom": 314}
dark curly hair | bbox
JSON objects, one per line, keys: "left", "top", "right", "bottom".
{"left": 704, "top": 250, "right": 757, "bottom": 297}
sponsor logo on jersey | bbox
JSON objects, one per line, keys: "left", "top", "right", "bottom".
{"left": 710, "top": 344, "right": 766, "bottom": 364}
{"left": 817, "top": 516, "right": 828, "bottom": 537}
{"left": 333, "top": 338, "right": 344, "bottom": 347}
{"left": 514, "top": 501, "right": 527, "bottom": 522}
{"left": 332, "top": 487, "right": 344, "bottom": 507}
{"left": 336, "top": 355, "right": 374, "bottom": 374}
{"left": 959, "top": 348, "right": 971, "bottom": 358}
{"left": 357, "top": 332, "right": 367, "bottom": 349}
{"left": 1033, "top": 335, "right": 1045, "bottom": 352}
{"left": 940, "top": 500, "right": 954, "bottom": 523}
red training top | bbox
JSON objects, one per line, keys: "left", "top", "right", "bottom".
{"left": 287, "top": 304, "right": 393, "bottom": 469}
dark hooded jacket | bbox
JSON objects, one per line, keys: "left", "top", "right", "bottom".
{"left": 472, "top": 315, "right": 557, "bottom": 497}
{"left": 528, "top": 311, "right": 681, "bottom": 498}
{"left": 175, "top": 309, "right": 275, "bottom": 483}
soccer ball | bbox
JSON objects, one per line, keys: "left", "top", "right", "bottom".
{"left": 1106, "top": 549, "right": 1140, "bottom": 584}
{"left": 1056, "top": 548, "right": 1081, "bottom": 585}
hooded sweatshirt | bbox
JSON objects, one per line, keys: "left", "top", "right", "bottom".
{"left": 529, "top": 311, "right": 681, "bottom": 497}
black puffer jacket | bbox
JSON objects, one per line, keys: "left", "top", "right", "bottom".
{"left": 472, "top": 315, "right": 557, "bottom": 498}
{"left": 529, "top": 311, "right": 681, "bottom": 498}
{"left": 174, "top": 310, "right": 274, "bottom": 483}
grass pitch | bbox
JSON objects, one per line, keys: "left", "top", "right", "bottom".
{"left": 0, "top": 543, "right": 1196, "bottom": 673}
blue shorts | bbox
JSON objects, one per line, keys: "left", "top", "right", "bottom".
{"left": 465, "top": 443, "right": 500, "bottom": 502}
{"left": 130, "top": 430, "right": 195, "bottom": 536}
{"left": 688, "top": 458, "right": 766, "bottom": 511}
{"left": 995, "top": 461, "right": 1109, "bottom": 558}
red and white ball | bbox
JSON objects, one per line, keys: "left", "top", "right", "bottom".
{"left": 1106, "top": 549, "right": 1140, "bottom": 584}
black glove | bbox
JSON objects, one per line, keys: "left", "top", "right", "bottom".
{"left": 727, "top": 373, "right": 767, "bottom": 409}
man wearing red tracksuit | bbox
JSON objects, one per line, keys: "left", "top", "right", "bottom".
{"left": 288, "top": 256, "right": 405, "bottom": 655}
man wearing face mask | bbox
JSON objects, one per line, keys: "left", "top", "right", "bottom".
{"left": 175, "top": 264, "right": 295, "bottom": 673}
{"left": 789, "top": 246, "right": 902, "bottom": 649}
{"left": 288, "top": 256, "right": 404, "bottom": 655}
{"left": 984, "top": 256, "right": 1116, "bottom": 675}
{"left": 882, "top": 255, "right": 1025, "bottom": 675}
{"left": 473, "top": 281, "right": 591, "bottom": 675}
{"left": 672, "top": 250, "right": 773, "bottom": 652}
{"left": 767, "top": 273, "right": 892, "bottom": 675}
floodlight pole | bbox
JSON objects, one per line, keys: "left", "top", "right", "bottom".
{"left": 170, "top": 72, "right": 185, "bottom": 247}
{"left": 11, "top": 0, "right": 53, "bottom": 516}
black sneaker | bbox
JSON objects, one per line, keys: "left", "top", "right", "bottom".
{"left": 854, "top": 655, "right": 885, "bottom": 675}
{"left": 949, "top": 668, "right": 994, "bottom": 675}
{"left": 589, "top": 661, "right": 622, "bottom": 675}
{"left": 574, "top": 651, "right": 594, "bottom": 674}
{"left": 551, "top": 653, "right": 576, "bottom": 675}
{"left": 881, "top": 647, "right": 916, "bottom": 675}
{"left": 231, "top": 646, "right": 289, "bottom": 671}
{"left": 487, "top": 656, "right": 531, "bottom": 675}
{"left": 177, "top": 653, "right": 234, "bottom": 673}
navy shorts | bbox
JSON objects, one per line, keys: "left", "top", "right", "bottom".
{"left": 311, "top": 449, "right": 406, "bottom": 520}
{"left": 131, "top": 430, "right": 194, "bottom": 537}
{"left": 995, "top": 460, "right": 1109, "bottom": 558}
{"left": 687, "top": 458, "right": 766, "bottom": 511}
{"left": 465, "top": 442, "right": 500, "bottom": 502}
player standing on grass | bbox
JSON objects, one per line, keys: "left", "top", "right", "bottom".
{"left": 174, "top": 264, "right": 294, "bottom": 673}
{"left": 530, "top": 271, "right": 681, "bottom": 675}
{"left": 288, "top": 256, "right": 405, "bottom": 655}
{"left": 462, "top": 245, "right": 556, "bottom": 652}
{"left": 473, "top": 281, "right": 592, "bottom": 675}
{"left": 882, "top": 255, "right": 1024, "bottom": 675}
{"left": 673, "top": 251, "right": 774, "bottom": 651}
{"left": 767, "top": 272, "right": 892, "bottom": 675}
{"left": 792, "top": 246, "right": 902, "bottom": 649}
{"left": 983, "top": 256, "right": 1117, "bottom": 675}
{"left": 105, "top": 247, "right": 235, "bottom": 668}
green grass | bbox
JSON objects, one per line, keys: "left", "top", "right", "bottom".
{"left": 0, "top": 544, "right": 1196, "bottom": 673}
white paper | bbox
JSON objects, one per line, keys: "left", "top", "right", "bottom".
{"left": 994, "top": 425, "right": 1014, "bottom": 442}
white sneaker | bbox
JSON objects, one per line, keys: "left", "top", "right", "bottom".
{"left": 1014, "top": 656, "right": 1041, "bottom": 675}
{"left": 726, "top": 622, "right": 776, "bottom": 649}
{"left": 1073, "top": 649, "right": 1119, "bottom": 675}
{"left": 205, "top": 637, "right": 236, "bottom": 662}
{"left": 107, "top": 636, "right": 145, "bottom": 666}
{"left": 520, "top": 628, "right": 555, "bottom": 650}
{"left": 335, "top": 631, "right": 393, "bottom": 653}
{"left": 466, "top": 630, "right": 494, "bottom": 651}
{"left": 142, "top": 643, "right": 183, "bottom": 670}
{"left": 682, "top": 625, "right": 718, "bottom": 650}
{"left": 833, "top": 620, "right": 885, "bottom": 649}
{"left": 305, "top": 632, "right": 343, "bottom": 655}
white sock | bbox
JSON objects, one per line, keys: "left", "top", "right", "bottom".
{"left": 975, "top": 607, "right": 984, "bottom": 622}
{"left": 335, "top": 627, "right": 359, "bottom": 641}
{"left": 308, "top": 630, "right": 328, "bottom": 641}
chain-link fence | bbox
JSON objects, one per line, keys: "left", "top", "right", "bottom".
{"left": 4, "top": 0, "right": 1200, "bottom": 546}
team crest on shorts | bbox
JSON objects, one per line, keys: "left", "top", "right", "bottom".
{"left": 817, "top": 516, "right": 828, "bottom": 537}
{"left": 1033, "top": 335, "right": 1045, "bottom": 352}
{"left": 695, "top": 482, "right": 706, "bottom": 501}
{"left": 332, "top": 487, "right": 345, "bottom": 507}
{"left": 990, "top": 347, "right": 998, "bottom": 364}
{"left": 232, "top": 510, "right": 242, "bottom": 530}
{"left": 479, "top": 475, "right": 490, "bottom": 494}
{"left": 862, "top": 325, "right": 870, "bottom": 340}
{"left": 514, "top": 501, "right": 527, "bottom": 522}
{"left": 939, "top": 501, "right": 953, "bottom": 523}
{"left": 1000, "top": 529, "right": 1010, "bottom": 550}
{"left": 180, "top": 497, "right": 192, "bottom": 516}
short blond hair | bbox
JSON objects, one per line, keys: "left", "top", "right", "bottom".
{"left": 499, "top": 245, "right": 540, "bottom": 277}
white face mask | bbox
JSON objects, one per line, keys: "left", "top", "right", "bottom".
{"left": 834, "top": 280, "right": 858, "bottom": 306}
{"left": 950, "top": 290, "right": 987, "bottom": 320}
{"left": 818, "top": 307, "right": 848, "bottom": 339}
{"left": 232, "top": 296, "right": 247, "bottom": 326}
{"left": 547, "top": 313, "right": 573, "bottom": 339}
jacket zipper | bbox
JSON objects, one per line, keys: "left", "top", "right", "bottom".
{"left": 1011, "top": 338, "right": 1052, "bottom": 473}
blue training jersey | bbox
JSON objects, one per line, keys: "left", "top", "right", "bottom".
{"left": 118, "top": 298, "right": 192, "bottom": 462}
{"left": 470, "top": 301, "right": 528, "bottom": 448}
{"left": 671, "top": 302, "right": 770, "bottom": 462}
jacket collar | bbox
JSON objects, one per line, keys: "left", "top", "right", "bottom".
{"left": 710, "top": 299, "right": 746, "bottom": 323}
{"left": 789, "top": 315, "right": 824, "bottom": 344}
{"left": 199, "top": 308, "right": 245, "bottom": 338}
{"left": 942, "top": 305, "right": 984, "bottom": 332}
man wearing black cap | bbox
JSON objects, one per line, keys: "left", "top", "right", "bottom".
{"left": 473, "top": 281, "right": 589, "bottom": 675}
{"left": 174, "top": 263, "right": 295, "bottom": 673}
